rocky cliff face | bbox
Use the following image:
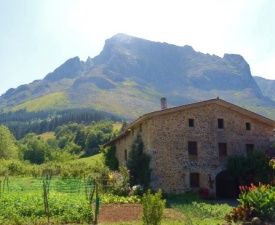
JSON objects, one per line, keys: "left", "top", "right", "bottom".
{"left": 90, "top": 34, "right": 264, "bottom": 97}
{"left": 0, "top": 33, "right": 274, "bottom": 119}
{"left": 254, "top": 76, "right": 275, "bottom": 101}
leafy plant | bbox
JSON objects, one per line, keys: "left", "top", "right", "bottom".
{"left": 109, "top": 166, "right": 130, "bottom": 196}
{"left": 142, "top": 190, "right": 165, "bottom": 225}
{"left": 101, "top": 194, "right": 141, "bottom": 204}
{"left": 225, "top": 183, "right": 275, "bottom": 222}
{"left": 224, "top": 205, "right": 256, "bottom": 223}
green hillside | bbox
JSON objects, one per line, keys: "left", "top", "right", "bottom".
{"left": 12, "top": 92, "right": 70, "bottom": 111}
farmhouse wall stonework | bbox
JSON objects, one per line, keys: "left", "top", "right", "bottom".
{"left": 113, "top": 100, "right": 275, "bottom": 194}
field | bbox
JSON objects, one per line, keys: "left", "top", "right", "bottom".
{"left": 0, "top": 154, "right": 234, "bottom": 224}
{"left": 0, "top": 176, "right": 233, "bottom": 224}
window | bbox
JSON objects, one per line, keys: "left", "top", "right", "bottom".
{"left": 188, "top": 141, "right": 197, "bottom": 156}
{"left": 124, "top": 149, "right": 128, "bottom": 161}
{"left": 189, "top": 119, "right": 194, "bottom": 127}
{"left": 190, "top": 173, "right": 200, "bottom": 188}
{"left": 246, "top": 122, "right": 251, "bottom": 130}
{"left": 219, "top": 143, "right": 227, "bottom": 156}
{"left": 246, "top": 144, "right": 254, "bottom": 155}
{"left": 218, "top": 119, "right": 224, "bottom": 129}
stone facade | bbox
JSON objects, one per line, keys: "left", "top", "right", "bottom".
{"left": 106, "top": 98, "right": 275, "bottom": 196}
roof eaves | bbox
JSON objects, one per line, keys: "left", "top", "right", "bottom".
{"left": 103, "top": 130, "right": 130, "bottom": 147}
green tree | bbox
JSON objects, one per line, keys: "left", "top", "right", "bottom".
{"left": 126, "top": 133, "right": 151, "bottom": 188}
{"left": 74, "top": 129, "right": 86, "bottom": 149}
{"left": 0, "top": 125, "right": 18, "bottom": 159}
{"left": 22, "top": 139, "right": 52, "bottom": 164}
{"left": 85, "top": 121, "right": 114, "bottom": 155}
{"left": 101, "top": 145, "right": 119, "bottom": 171}
{"left": 19, "top": 134, "right": 53, "bottom": 164}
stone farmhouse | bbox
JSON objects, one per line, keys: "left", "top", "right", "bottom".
{"left": 105, "top": 98, "right": 275, "bottom": 198}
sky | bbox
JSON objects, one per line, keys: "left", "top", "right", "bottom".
{"left": 0, "top": 0, "right": 275, "bottom": 95}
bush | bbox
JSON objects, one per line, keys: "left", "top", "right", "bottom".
{"left": 225, "top": 183, "right": 275, "bottom": 222}
{"left": 142, "top": 190, "right": 165, "bottom": 225}
{"left": 0, "top": 160, "right": 28, "bottom": 176}
{"left": 109, "top": 166, "right": 130, "bottom": 196}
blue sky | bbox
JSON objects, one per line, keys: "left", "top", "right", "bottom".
{"left": 0, "top": 0, "right": 275, "bottom": 95}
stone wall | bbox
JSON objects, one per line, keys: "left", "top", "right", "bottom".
{"left": 115, "top": 103, "right": 274, "bottom": 194}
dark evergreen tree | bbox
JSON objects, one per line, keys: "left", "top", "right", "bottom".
{"left": 126, "top": 133, "right": 151, "bottom": 188}
{"left": 101, "top": 145, "right": 119, "bottom": 171}
{"left": 0, "top": 108, "right": 122, "bottom": 139}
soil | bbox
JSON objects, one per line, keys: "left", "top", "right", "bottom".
{"left": 97, "top": 203, "right": 184, "bottom": 223}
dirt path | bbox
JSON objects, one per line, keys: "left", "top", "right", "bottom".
{"left": 98, "top": 203, "right": 184, "bottom": 223}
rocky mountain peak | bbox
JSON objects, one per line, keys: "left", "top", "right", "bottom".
{"left": 1, "top": 34, "right": 274, "bottom": 119}
{"left": 44, "top": 57, "right": 85, "bottom": 82}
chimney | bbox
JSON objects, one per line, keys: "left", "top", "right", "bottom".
{"left": 161, "top": 97, "right": 167, "bottom": 110}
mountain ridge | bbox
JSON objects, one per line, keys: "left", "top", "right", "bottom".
{"left": 1, "top": 33, "right": 275, "bottom": 119}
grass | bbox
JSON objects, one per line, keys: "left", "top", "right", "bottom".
{"left": 11, "top": 91, "right": 69, "bottom": 111}
{"left": 73, "top": 153, "right": 103, "bottom": 167}
{"left": 0, "top": 151, "right": 234, "bottom": 225}
{"left": 113, "top": 122, "right": 122, "bottom": 132}
{"left": 37, "top": 132, "right": 55, "bottom": 140}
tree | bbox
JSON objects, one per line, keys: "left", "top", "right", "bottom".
{"left": 18, "top": 133, "right": 53, "bottom": 164}
{"left": 85, "top": 121, "right": 114, "bottom": 155}
{"left": 22, "top": 138, "right": 52, "bottom": 164}
{"left": 101, "top": 145, "right": 119, "bottom": 171}
{"left": 0, "top": 125, "right": 18, "bottom": 159}
{"left": 74, "top": 129, "right": 86, "bottom": 149}
{"left": 126, "top": 133, "right": 151, "bottom": 188}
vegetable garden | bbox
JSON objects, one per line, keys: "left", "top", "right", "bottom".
{"left": 0, "top": 176, "right": 100, "bottom": 224}
{"left": 0, "top": 176, "right": 234, "bottom": 225}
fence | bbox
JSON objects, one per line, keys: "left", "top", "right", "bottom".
{"left": 0, "top": 176, "right": 111, "bottom": 224}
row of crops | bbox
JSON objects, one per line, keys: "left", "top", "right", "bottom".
{"left": 1, "top": 176, "right": 96, "bottom": 193}
{"left": 0, "top": 176, "right": 100, "bottom": 224}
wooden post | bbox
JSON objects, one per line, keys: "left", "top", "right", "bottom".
{"left": 94, "top": 181, "right": 98, "bottom": 225}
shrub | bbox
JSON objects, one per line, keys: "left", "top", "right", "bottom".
{"left": 142, "top": 190, "right": 165, "bottom": 225}
{"left": 224, "top": 205, "right": 256, "bottom": 223}
{"left": 225, "top": 183, "right": 275, "bottom": 222}
{"left": 109, "top": 166, "right": 130, "bottom": 196}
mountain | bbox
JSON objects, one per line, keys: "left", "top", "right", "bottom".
{"left": 1, "top": 33, "right": 275, "bottom": 119}
{"left": 254, "top": 76, "right": 275, "bottom": 101}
